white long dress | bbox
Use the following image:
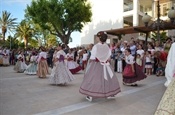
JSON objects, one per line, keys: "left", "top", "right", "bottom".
{"left": 66, "top": 52, "right": 82, "bottom": 74}
{"left": 164, "top": 42, "right": 175, "bottom": 87}
{"left": 14, "top": 54, "right": 27, "bottom": 72}
{"left": 49, "top": 50, "right": 75, "bottom": 85}
{"left": 2, "top": 53, "right": 9, "bottom": 65}
{"left": 24, "top": 56, "right": 37, "bottom": 75}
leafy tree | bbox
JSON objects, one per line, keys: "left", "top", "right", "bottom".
{"left": 25, "top": 17, "right": 57, "bottom": 47}
{"left": 0, "top": 35, "right": 21, "bottom": 49}
{"left": 15, "top": 20, "right": 34, "bottom": 48}
{"left": 0, "top": 11, "right": 17, "bottom": 41}
{"left": 29, "top": 38, "right": 38, "bottom": 48}
{"left": 47, "top": 35, "right": 60, "bottom": 47}
{"left": 26, "top": 0, "right": 92, "bottom": 44}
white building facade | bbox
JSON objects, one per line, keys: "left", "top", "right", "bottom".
{"left": 80, "top": 0, "right": 124, "bottom": 45}
{"left": 80, "top": 0, "right": 175, "bottom": 45}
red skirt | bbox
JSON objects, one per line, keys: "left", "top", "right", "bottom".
{"left": 123, "top": 65, "right": 135, "bottom": 77}
{"left": 123, "top": 64, "right": 147, "bottom": 83}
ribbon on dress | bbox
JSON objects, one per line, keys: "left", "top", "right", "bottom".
{"left": 59, "top": 55, "right": 64, "bottom": 62}
{"left": 100, "top": 62, "right": 113, "bottom": 80}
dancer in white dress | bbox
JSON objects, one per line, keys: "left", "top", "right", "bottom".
{"left": 14, "top": 51, "right": 27, "bottom": 73}
{"left": 24, "top": 52, "right": 37, "bottom": 75}
{"left": 2, "top": 50, "right": 10, "bottom": 66}
{"left": 66, "top": 49, "right": 82, "bottom": 74}
{"left": 49, "top": 44, "right": 75, "bottom": 85}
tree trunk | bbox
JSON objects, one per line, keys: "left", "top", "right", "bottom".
{"left": 2, "top": 32, "right": 5, "bottom": 41}
{"left": 24, "top": 37, "right": 28, "bottom": 48}
{"left": 64, "top": 38, "right": 69, "bottom": 45}
{"left": 63, "top": 35, "right": 69, "bottom": 45}
{"left": 2, "top": 27, "right": 7, "bottom": 41}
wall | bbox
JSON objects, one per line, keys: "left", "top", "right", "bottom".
{"left": 80, "top": 0, "right": 124, "bottom": 45}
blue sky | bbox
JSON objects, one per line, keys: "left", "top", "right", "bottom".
{"left": 0, "top": 0, "right": 81, "bottom": 47}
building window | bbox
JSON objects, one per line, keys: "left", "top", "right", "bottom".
{"left": 160, "top": 2, "right": 172, "bottom": 17}
{"left": 124, "top": 0, "right": 133, "bottom": 12}
{"left": 140, "top": 5, "right": 143, "bottom": 12}
{"left": 162, "top": 4, "right": 167, "bottom": 16}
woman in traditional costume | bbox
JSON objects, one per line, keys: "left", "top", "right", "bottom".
{"left": 123, "top": 48, "right": 147, "bottom": 86}
{"left": 14, "top": 51, "right": 27, "bottom": 73}
{"left": 37, "top": 46, "right": 49, "bottom": 78}
{"left": 24, "top": 52, "right": 37, "bottom": 75}
{"left": 154, "top": 42, "right": 175, "bottom": 115}
{"left": 164, "top": 42, "right": 175, "bottom": 87}
{"left": 2, "top": 50, "right": 10, "bottom": 66}
{"left": 79, "top": 31, "right": 121, "bottom": 102}
{"left": 66, "top": 49, "right": 82, "bottom": 74}
{"left": 49, "top": 44, "right": 75, "bottom": 85}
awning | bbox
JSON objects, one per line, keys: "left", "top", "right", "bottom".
{"left": 105, "top": 22, "right": 175, "bottom": 35}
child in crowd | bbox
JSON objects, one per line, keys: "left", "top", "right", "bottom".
{"left": 156, "top": 63, "right": 164, "bottom": 76}
{"left": 136, "top": 54, "right": 142, "bottom": 67}
{"left": 116, "top": 51, "right": 124, "bottom": 73}
{"left": 145, "top": 51, "right": 152, "bottom": 75}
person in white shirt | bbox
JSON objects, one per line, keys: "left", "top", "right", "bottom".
{"left": 136, "top": 44, "right": 144, "bottom": 58}
{"left": 145, "top": 51, "right": 152, "bottom": 75}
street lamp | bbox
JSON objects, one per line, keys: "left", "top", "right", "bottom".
{"left": 168, "top": 7, "right": 175, "bottom": 24}
{"left": 142, "top": 0, "right": 175, "bottom": 43}
{"left": 142, "top": 13, "right": 151, "bottom": 27}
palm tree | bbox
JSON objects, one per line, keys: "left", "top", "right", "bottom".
{"left": 0, "top": 11, "right": 17, "bottom": 41}
{"left": 15, "top": 20, "right": 33, "bottom": 48}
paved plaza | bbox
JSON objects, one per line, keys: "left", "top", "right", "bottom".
{"left": 0, "top": 66, "right": 166, "bottom": 115}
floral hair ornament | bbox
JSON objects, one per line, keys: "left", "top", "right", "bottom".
{"left": 97, "top": 31, "right": 107, "bottom": 37}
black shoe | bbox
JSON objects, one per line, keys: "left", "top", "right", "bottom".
{"left": 131, "top": 84, "right": 138, "bottom": 87}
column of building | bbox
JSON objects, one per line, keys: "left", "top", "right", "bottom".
{"left": 133, "top": 0, "right": 139, "bottom": 26}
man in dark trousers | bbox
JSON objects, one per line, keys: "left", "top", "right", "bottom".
{"left": 48, "top": 45, "right": 55, "bottom": 68}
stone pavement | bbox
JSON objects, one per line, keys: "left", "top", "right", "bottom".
{"left": 0, "top": 66, "right": 166, "bottom": 115}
